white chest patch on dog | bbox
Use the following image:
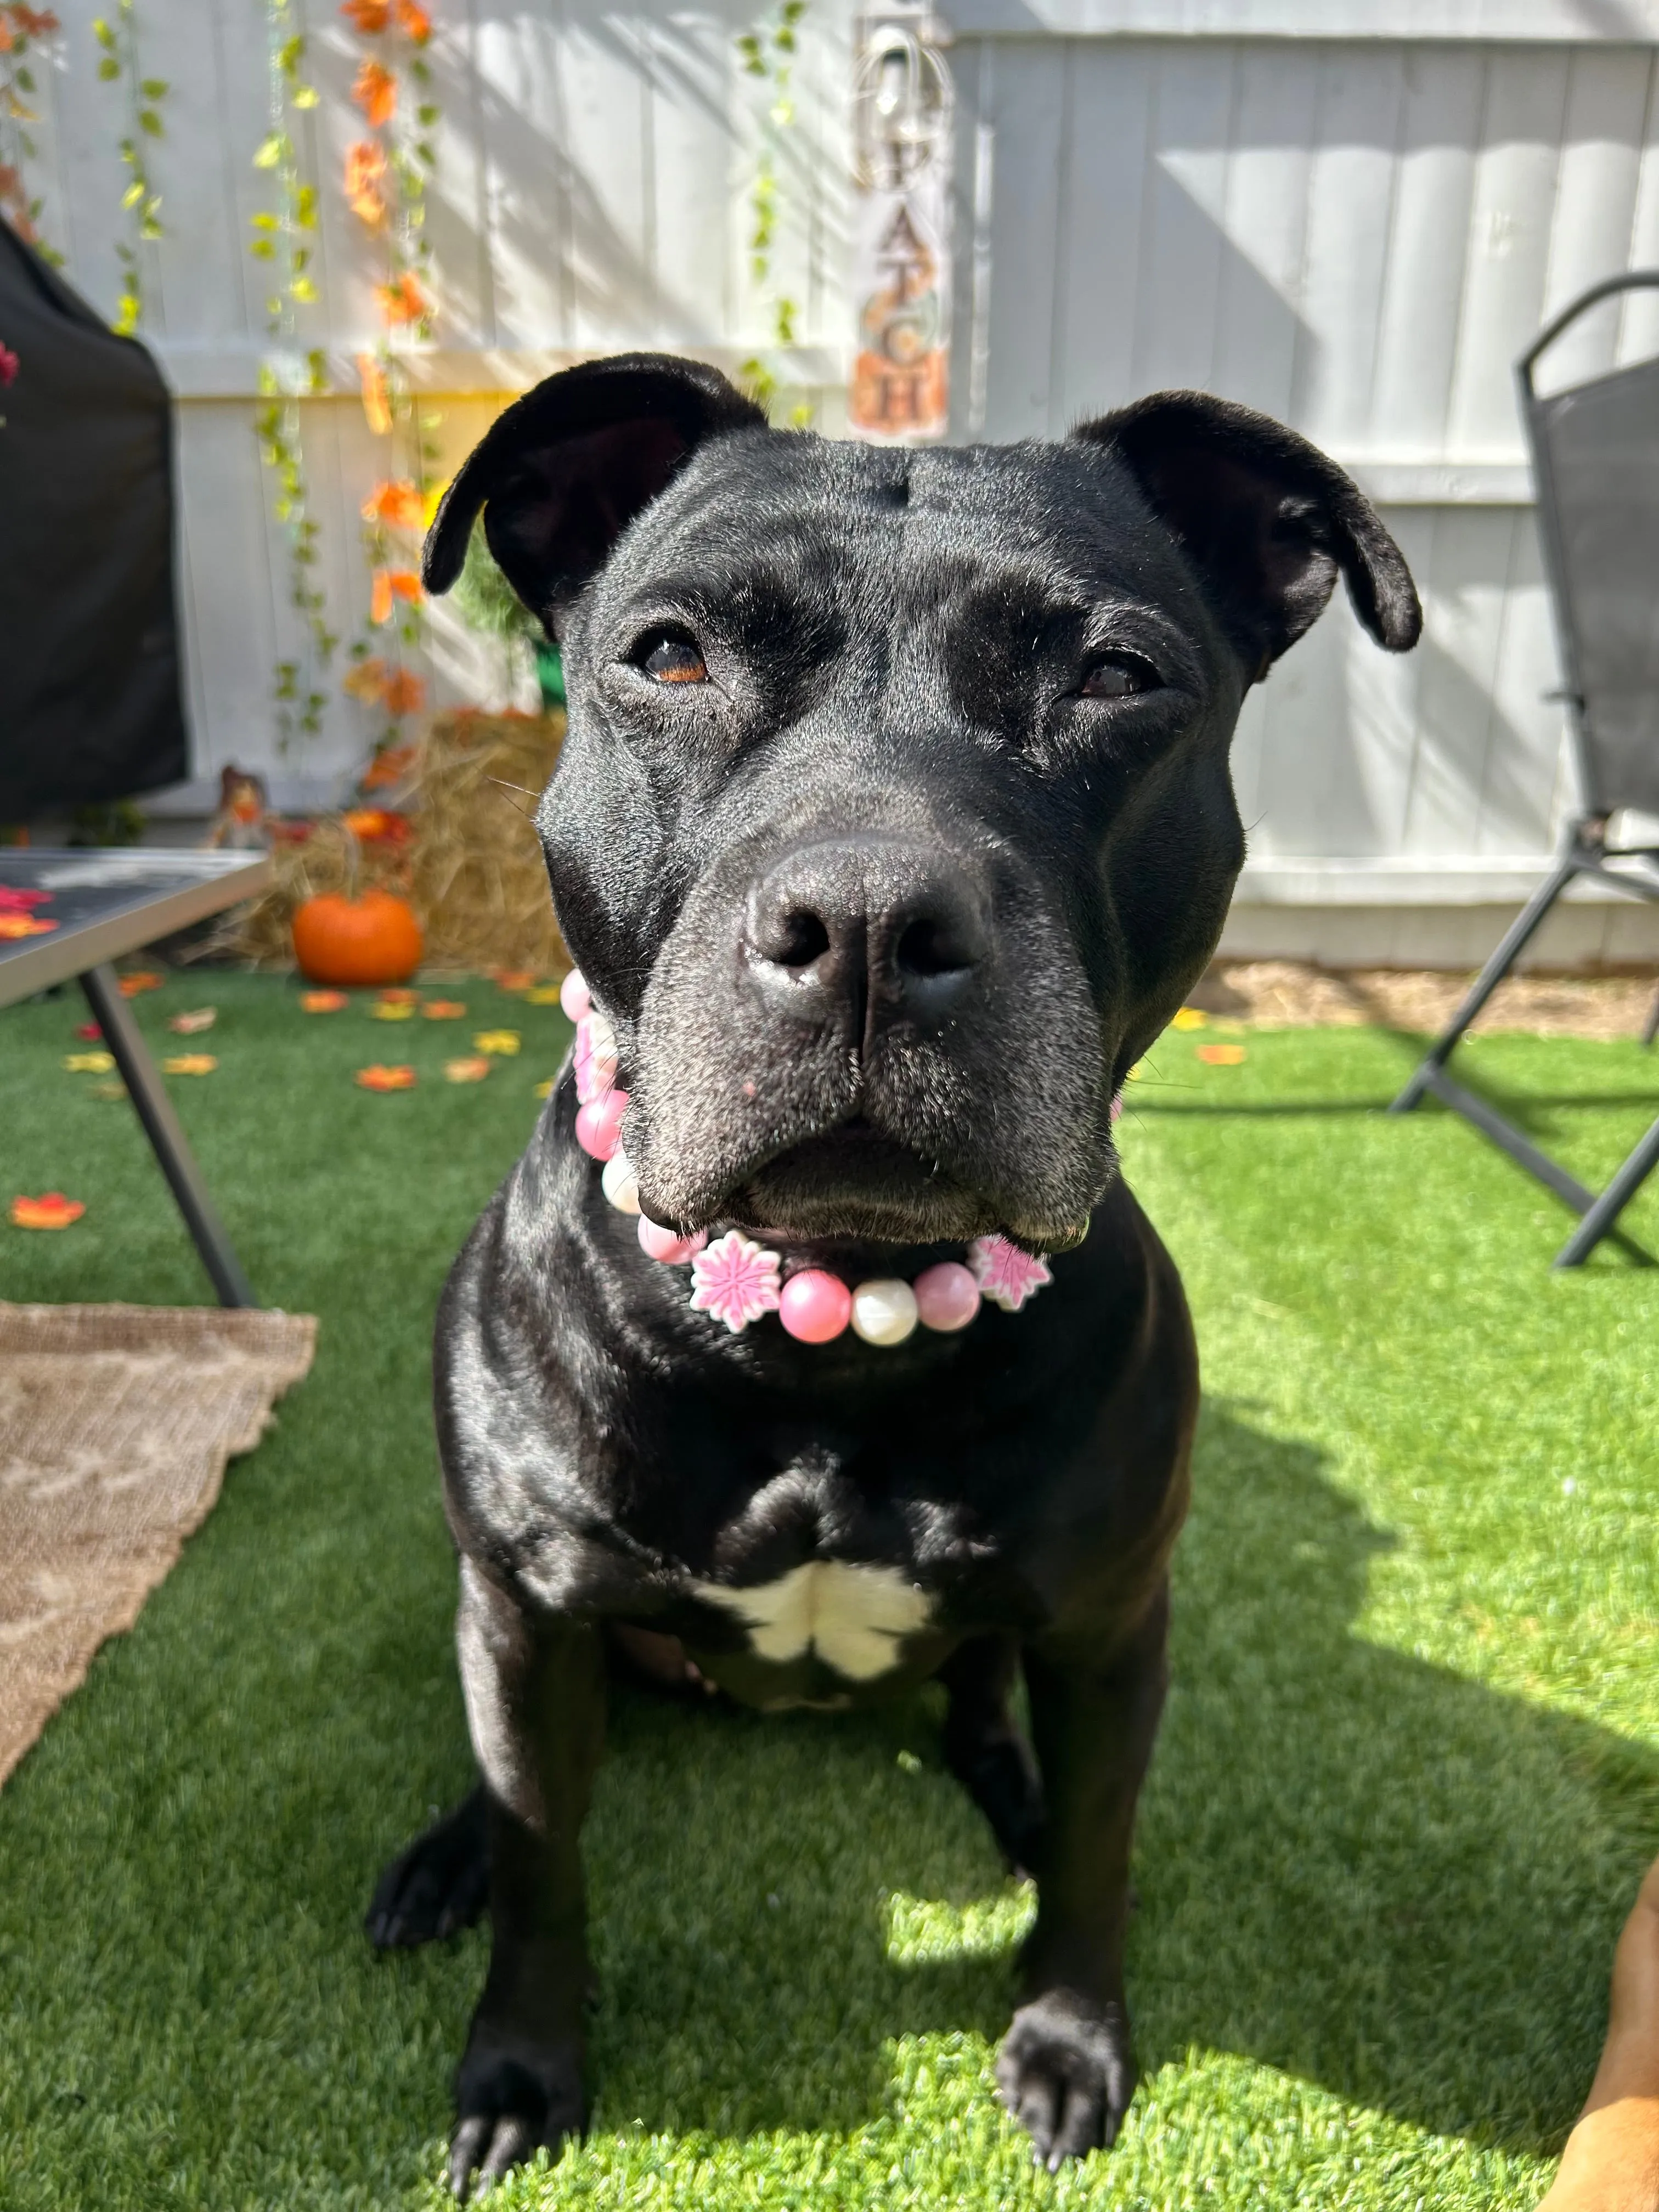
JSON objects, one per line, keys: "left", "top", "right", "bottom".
{"left": 690, "top": 1560, "right": 932, "bottom": 1680}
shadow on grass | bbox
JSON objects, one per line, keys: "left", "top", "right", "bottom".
{"left": 445, "top": 1398, "right": 1658, "bottom": 2159}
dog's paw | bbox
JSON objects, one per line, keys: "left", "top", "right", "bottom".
{"left": 449, "top": 2036, "right": 584, "bottom": 2200}
{"left": 364, "top": 1786, "right": 489, "bottom": 1951}
{"left": 995, "top": 1989, "right": 1137, "bottom": 2170}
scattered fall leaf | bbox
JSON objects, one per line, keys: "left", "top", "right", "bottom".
{"left": 167, "top": 1007, "right": 217, "bottom": 1034}
{"left": 1195, "top": 1043, "right": 1247, "bottom": 1066}
{"left": 301, "top": 989, "right": 348, "bottom": 1012}
{"left": 356, "top": 1063, "right": 416, "bottom": 1091}
{"left": 421, "top": 1000, "right": 467, "bottom": 1019}
{"left": 376, "top": 987, "right": 419, "bottom": 1005}
{"left": 371, "top": 1001, "right": 414, "bottom": 1021}
{"left": 10, "top": 1192, "right": 86, "bottom": 1230}
{"left": 0, "top": 913, "right": 55, "bottom": 938}
{"left": 534, "top": 1079, "right": 555, "bottom": 1099}
{"left": 445, "top": 1056, "right": 491, "bottom": 1084}
{"left": 164, "top": 1054, "right": 218, "bottom": 1076}
{"left": 1126, "top": 1063, "right": 1143, "bottom": 1081}
{"left": 524, "top": 985, "right": 563, "bottom": 1006}
{"left": 64, "top": 1052, "right": 115, "bottom": 1073}
{"left": 0, "top": 886, "right": 52, "bottom": 911}
{"left": 74, "top": 1022, "right": 101, "bottom": 1040}
{"left": 473, "top": 1030, "right": 521, "bottom": 1056}
{"left": 89, "top": 1081, "right": 127, "bottom": 1101}
{"left": 117, "top": 971, "right": 163, "bottom": 997}
{"left": 343, "top": 805, "right": 411, "bottom": 844}
{"left": 1170, "top": 1007, "right": 1207, "bottom": 1031}
{"left": 492, "top": 970, "right": 537, "bottom": 991}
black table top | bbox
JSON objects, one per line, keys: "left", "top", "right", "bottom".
{"left": 0, "top": 847, "right": 272, "bottom": 1009}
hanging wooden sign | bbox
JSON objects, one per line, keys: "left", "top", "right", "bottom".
{"left": 849, "top": 7, "right": 954, "bottom": 442}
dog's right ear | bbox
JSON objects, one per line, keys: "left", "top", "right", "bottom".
{"left": 423, "top": 353, "right": 767, "bottom": 626}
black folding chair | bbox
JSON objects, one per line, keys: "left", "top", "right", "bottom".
{"left": 1390, "top": 270, "right": 1659, "bottom": 1268}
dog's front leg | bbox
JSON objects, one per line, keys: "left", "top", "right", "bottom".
{"left": 997, "top": 1589, "right": 1169, "bottom": 2169}
{"left": 448, "top": 1556, "right": 605, "bottom": 2199}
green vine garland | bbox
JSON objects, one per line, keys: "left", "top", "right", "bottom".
{"left": 0, "top": 4, "right": 66, "bottom": 264}
{"left": 249, "top": 0, "right": 332, "bottom": 748}
{"left": 92, "top": 0, "right": 165, "bottom": 335}
{"left": 736, "top": 0, "right": 808, "bottom": 423}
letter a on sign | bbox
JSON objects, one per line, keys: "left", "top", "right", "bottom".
{"left": 849, "top": 8, "right": 954, "bottom": 442}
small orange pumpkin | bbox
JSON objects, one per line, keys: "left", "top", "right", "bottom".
{"left": 292, "top": 889, "right": 424, "bottom": 988}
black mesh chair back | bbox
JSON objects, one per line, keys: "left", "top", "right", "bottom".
{"left": 1521, "top": 272, "right": 1659, "bottom": 820}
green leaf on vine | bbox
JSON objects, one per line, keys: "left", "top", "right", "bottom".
{"left": 97, "top": 55, "right": 120, "bottom": 79}
{"left": 292, "top": 85, "right": 318, "bottom": 109}
{"left": 138, "top": 109, "right": 162, "bottom": 136}
{"left": 140, "top": 78, "right": 168, "bottom": 97}
{"left": 93, "top": 18, "right": 116, "bottom": 47}
{"left": 253, "top": 134, "right": 284, "bottom": 169}
{"left": 122, "top": 180, "right": 145, "bottom": 208}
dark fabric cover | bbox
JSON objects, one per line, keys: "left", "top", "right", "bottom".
{"left": 1533, "top": 353, "right": 1659, "bottom": 817}
{"left": 0, "top": 216, "right": 188, "bottom": 815}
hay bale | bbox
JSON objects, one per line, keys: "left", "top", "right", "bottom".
{"left": 408, "top": 709, "right": 567, "bottom": 974}
{"left": 216, "top": 708, "right": 567, "bottom": 975}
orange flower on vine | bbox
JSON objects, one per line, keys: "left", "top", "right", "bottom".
{"left": 369, "top": 567, "right": 422, "bottom": 625}
{"left": 344, "top": 140, "right": 387, "bottom": 227}
{"left": 357, "top": 351, "right": 392, "bottom": 435}
{"left": 362, "top": 478, "right": 422, "bottom": 530}
{"left": 342, "top": 656, "right": 391, "bottom": 702}
{"left": 352, "top": 57, "right": 397, "bottom": 128}
{"left": 394, "top": 0, "right": 431, "bottom": 40}
{"left": 339, "top": 0, "right": 389, "bottom": 27}
{"left": 375, "top": 270, "right": 428, "bottom": 325}
{"left": 380, "top": 668, "right": 426, "bottom": 715}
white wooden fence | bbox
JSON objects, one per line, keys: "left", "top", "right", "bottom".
{"left": 19, "top": 1, "right": 1659, "bottom": 961}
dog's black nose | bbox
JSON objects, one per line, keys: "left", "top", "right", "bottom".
{"left": 742, "top": 838, "right": 988, "bottom": 1038}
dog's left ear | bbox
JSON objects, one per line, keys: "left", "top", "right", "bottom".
{"left": 424, "top": 352, "right": 768, "bottom": 626}
{"left": 1074, "top": 390, "right": 1421, "bottom": 670}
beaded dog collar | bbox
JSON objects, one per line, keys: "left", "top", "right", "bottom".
{"left": 558, "top": 967, "right": 1054, "bottom": 1345}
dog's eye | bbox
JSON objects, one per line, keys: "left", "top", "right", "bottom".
{"left": 1080, "top": 652, "right": 1160, "bottom": 699}
{"left": 637, "top": 632, "right": 708, "bottom": 685}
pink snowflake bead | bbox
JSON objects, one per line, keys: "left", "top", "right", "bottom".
{"left": 574, "top": 1086, "right": 629, "bottom": 1161}
{"left": 778, "top": 1269, "right": 854, "bottom": 1344}
{"left": 968, "top": 1234, "right": 1053, "bottom": 1312}
{"left": 913, "top": 1261, "right": 981, "bottom": 1333}
{"left": 560, "top": 969, "right": 591, "bottom": 1022}
{"left": 638, "top": 1215, "right": 708, "bottom": 1265}
{"left": 689, "top": 1231, "right": 782, "bottom": 1333}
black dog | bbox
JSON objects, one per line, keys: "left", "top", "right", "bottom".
{"left": 366, "top": 354, "right": 1419, "bottom": 2198}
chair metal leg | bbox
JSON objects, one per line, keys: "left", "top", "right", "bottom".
{"left": 1553, "top": 1113, "right": 1659, "bottom": 1267}
{"left": 80, "top": 963, "right": 257, "bottom": 1308}
{"left": 1390, "top": 847, "right": 1582, "bottom": 1113}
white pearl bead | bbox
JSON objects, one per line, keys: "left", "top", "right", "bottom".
{"left": 601, "top": 1148, "right": 641, "bottom": 1214}
{"left": 850, "top": 1277, "right": 918, "bottom": 1346}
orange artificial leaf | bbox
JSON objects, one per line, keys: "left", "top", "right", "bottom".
{"left": 167, "top": 1007, "right": 217, "bottom": 1034}
{"left": 369, "top": 568, "right": 394, "bottom": 626}
{"left": 445, "top": 1056, "right": 492, "bottom": 1084}
{"left": 375, "top": 270, "right": 428, "bottom": 325}
{"left": 473, "top": 1029, "right": 521, "bottom": 1057}
{"left": 118, "top": 970, "right": 163, "bottom": 997}
{"left": 342, "top": 655, "right": 388, "bottom": 703}
{"left": 361, "top": 743, "right": 415, "bottom": 791}
{"left": 356, "top": 1063, "right": 416, "bottom": 1090}
{"left": 0, "top": 912, "right": 55, "bottom": 938}
{"left": 525, "top": 985, "right": 563, "bottom": 1005}
{"left": 388, "top": 568, "right": 422, "bottom": 605}
{"left": 1195, "top": 1043, "right": 1247, "bottom": 1066}
{"left": 357, "top": 351, "right": 392, "bottom": 435}
{"left": 342, "top": 806, "right": 411, "bottom": 845}
{"left": 380, "top": 669, "right": 426, "bottom": 716}
{"left": 10, "top": 1192, "right": 86, "bottom": 1231}
{"left": 375, "top": 987, "right": 420, "bottom": 1005}
{"left": 394, "top": 0, "right": 431, "bottom": 41}
{"left": 370, "top": 1000, "right": 414, "bottom": 1020}
{"left": 164, "top": 1053, "right": 218, "bottom": 1076}
{"left": 421, "top": 1000, "right": 467, "bottom": 1018}
{"left": 340, "top": 0, "right": 390, "bottom": 26}
{"left": 361, "top": 477, "right": 422, "bottom": 530}
{"left": 301, "top": 989, "right": 348, "bottom": 1012}
{"left": 492, "top": 970, "right": 536, "bottom": 992}
{"left": 344, "top": 139, "right": 387, "bottom": 228}
{"left": 352, "top": 57, "right": 397, "bottom": 128}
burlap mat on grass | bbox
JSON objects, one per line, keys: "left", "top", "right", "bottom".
{"left": 0, "top": 1303, "right": 316, "bottom": 1787}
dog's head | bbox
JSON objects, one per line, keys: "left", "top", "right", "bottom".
{"left": 427, "top": 354, "right": 1418, "bottom": 1252}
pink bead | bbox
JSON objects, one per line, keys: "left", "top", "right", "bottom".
{"left": 574, "top": 1087, "right": 629, "bottom": 1161}
{"left": 638, "top": 1215, "right": 708, "bottom": 1265}
{"left": 560, "top": 969, "right": 591, "bottom": 1022}
{"left": 914, "top": 1261, "right": 981, "bottom": 1333}
{"left": 778, "top": 1268, "right": 854, "bottom": 1344}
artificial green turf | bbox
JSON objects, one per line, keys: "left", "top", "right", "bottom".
{"left": 1, "top": 971, "right": 1655, "bottom": 2210}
